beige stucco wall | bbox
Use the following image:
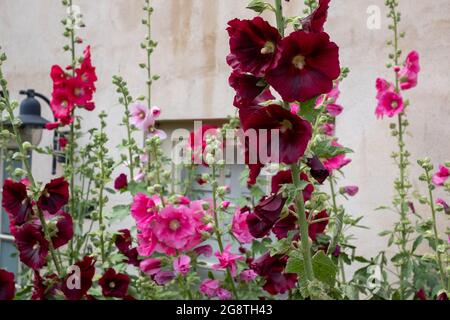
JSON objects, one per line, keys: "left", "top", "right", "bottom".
{"left": 0, "top": 0, "right": 449, "bottom": 261}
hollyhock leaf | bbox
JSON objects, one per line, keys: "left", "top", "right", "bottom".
{"left": 312, "top": 251, "right": 337, "bottom": 286}
{"left": 299, "top": 97, "right": 321, "bottom": 123}
{"left": 285, "top": 251, "right": 304, "bottom": 275}
{"left": 108, "top": 204, "right": 131, "bottom": 223}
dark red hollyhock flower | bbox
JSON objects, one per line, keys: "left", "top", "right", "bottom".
{"left": 37, "top": 177, "right": 69, "bottom": 215}
{"left": 115, "top": 229, "right": 140, "bottom": 267}
{"left": 437, "top": 292, "right": 448, "bottom": 300}
{"left": 0, "top": 269, "right": 15, "bottom": 300}
{"left": 14, "top": 223, "right": 49, "bottom": 270}
{"left": 415, "top": 288, "right": 427, "bottom": 300}
{"left": 1, "top": 179, "right": 32, "bottom": 228}
{"left": 308, "top": 209, "right": 329, "bottom": 241}
{"left": 239, "top": 105, "right": 312, "bottom": 184}
{"left": 227, "top": 17, "right": 281, "bottom": 77}
{"left": 252, "top": 253, "right": 297, "bottom": 295}
{"left": 58, "top": 136, "right": 68, "bottom": 150}
{"left": 266, "top": 31, "right": 340, "bottom": 103}
{"left": 50, "top": 211, "right": 74, "bottom": 249}
{"left": 62, "top": 256, "right": 96, "bottom": 300}
{"left": 307, "top": 156, "right": 329, "bottom": 184}
{"left": 229, "top": 71, "right": 268, "bottom": 108}
{"left": 247, "top": 193, "right": 286, "bottom": 238}
{"left": 272, "top": 209, "right": 329, "bottom": 241}
{"left": 31, "top": 271, "right": 59, "bottom": 300}
{"left": 98, "top": 268, "right": 130, "bottom": 298}
{"left": 114, "top": 174, "right": 128, "bottom": 191}
{"left": 271, "top": 170, "right": 314, "bottom": 201}
{"left": 300, "top": 0, "right": 331, "bottom": 33}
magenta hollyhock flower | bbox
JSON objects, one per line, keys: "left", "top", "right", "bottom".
{"left": 323, "top": 141, "right": 352, "bottom": 172}
{"left": 114, "top": 173, "right": 128, "bottom": 191}
{"left": 130, "top": 193, "right": 158, "bottom": 229}
{"left": 247, "top": 193, "right": 286, "bottom": 238}
{"left": 150, "top": 106, "right": 161, "bottom": 118}
{"left": 0, "top": 269, "right": 15, "bottom": 301}
{"left": 321, "top": 123, "right": 335, "bottom": 136}
{"left": 37, "top": 177, "right": 69, "bottom": 215}
{"left": 436, "top": 199, "right": 450, "bottom": 215}
{"left": 271, "top": 170, "right": 314, "bottom": 201}
{"left": 375, "top": 90, "right": 404, "bottom": 119}
{"left": 212, "top": 245, "right": 244, "bottom": 277}
{"left": 154, "top": 271, "right": 176, "bottom": 285}
{"left": 140, "top": 258, "right": 162, "bottom": 276}
{"left": 14, "top": 223, "right": 49, "bottom": 270}
{"left": 316, "top": 81, "right": 340, "bottom": 106}
{"left": 231, "top": 207, "right": 254, "bottom": 244}
{"left": 299, "top": 0, "right": 331, "bottom": 33}
{"left": 290, "top": 104, "right": 300, "bottom": 115}
{"left": 240, "top": 269, "right": 258, "bottom": 282}
{"left": 199, "top": 279, "right": 220, "bottom": 297}
{"left": 61, "top": 256, "right": 96, "bottom": 300}
{"left": 432, "top": 165, "right": 450, "bottom": 186}
{"left": 307, "top": 156, "right": 330, "bottom": 184}
{"left": 1, "top": 179, "right": 32, "bottom": 229}
{"left": 375, "top": 78, "right": 394, "bottom": 100}
{"left": 398, "top": 51, "right": 420, "bottom": 90}
{"left": 98, "top": 268, "right": 130, "bottom": 299}
{"left": 266, "top": 31, "right": 340, "bottom": 103}
{"left": 193, "top": 244, "right": 213, "bottom": 257}
{"left": 251, "top": 253, "right": 297, "bottom": 295}
{"left": 326, "top": 103, "right": 343, "bottom": 117}
{"left": 217, "top": 288, "right": 232, "bottom": 300}
{"left": 227, "top": 17, "right": 281, "bottom": 77}
{"left": 173, "top": 255, "right": 191, "bottom": 275}
{"left": 130, "top": 102, "right": 154, "bottom": 130}
{"left": 229, "top": 71, "right": 267, "bottom": 108}
{"left": 341, "top": 186, "right": 359, "bottom": 197}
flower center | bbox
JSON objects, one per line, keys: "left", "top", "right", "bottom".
{"left": 32, "top": 243, "right": 40, "bottom": 251}
{"left": 109, "top": 281, "right": 116, "bottom": 289}
{"left": 292, "top": 55, "right": 306, "bottom": 70}
{"left": 169, "top": 219, "right": 180, "bottom": 231}
{"left": 42, "top": 189, "right": 51, "bottom": 198}
{"left": 74, "top": 87, "right": 84, "bottom": 96}
{"left": 260, "top": 41, "right": 275, "bottom": 55}
{"left": 391, "top": 101, "right": 399, "bottom": 109}
{"left": 280, "top": 119, "right": 293, "bottom": 133}
{"left": 139, "top": 111, "right": 146, "bottom": 119}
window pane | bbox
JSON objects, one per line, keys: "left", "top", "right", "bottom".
{"left": 0, "top": 240, "right": 19, "bottom": 275}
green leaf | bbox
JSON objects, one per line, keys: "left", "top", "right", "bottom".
{"left": 286, "top": 251, "right": 304, "bottom": 275}
{"left": 412, "top": 235, "right": 423, "bottom": 253}
{"left": 298, "top": 97, "right": 320, "bottom": 123}
{"left": 246, "top": 0, "right": 272, "bottom": 13}
{"left": 269, "top": 238, "right": 291, "bottom": 256}
{"left": 107, "top": 204, "right": 130, "bottom": 223}
{"left": 312, "top": 251, "right": 338, "bottom": 287}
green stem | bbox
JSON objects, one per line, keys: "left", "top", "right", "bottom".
{"left": 291, "top": 164, "right": 315, "bottom": 282}
{"left": 121, "top": 90, "right": 134, "bottom": 181}
{"left": 98, "top": 126, "right": 106, "bottom": 263}
{"left": 274, "top": 0, "right": 285, "bottom": 37}
{"left": 327, "top": 176, "right": 343, "bottom": 255}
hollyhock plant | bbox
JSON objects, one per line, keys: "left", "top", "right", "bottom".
{"left": 0, "top": 269, "right": 15, "bottom": 301}
{"left": 266, "top": 31, "right": 340, "bottom": 102}
{"left": 432, "top": 165, "right": 450, "bottom": 186}
{"left": 173, "top": 255, "right": 191, "bottom": 275}
{"left": 227, "top": 17, "right": 281, "bottom": 77}
{"left": 98, "top": 268, "right": 130, "bottom": 299}
{"left": 231, "top": 207, "right": 254, "bottom": 244}
{"left": 14, "top": 223, "right": 49, "bottom": 270}
{"left": 37, "top": 177, "right": 70, "bottom": 215}
{"left": 212, "top": 245, "right": 244, "bottom": 277}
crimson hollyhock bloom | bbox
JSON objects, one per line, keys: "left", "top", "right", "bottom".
{"left": 49, "top": 211, "right": 74, "bottom": 249}
{"left": 247, "top": 193, "right": 286, "bottom": 238}
{"left": 308, "top": 209, "right": 329, "bottom": 241}
{"left": 252, "top": 253, "right": 297, "bottom": 295}
{"left": 76, "top": 46, "right": 97, "bottom": 92}
{"left": 37, "top": 177, "right": 69, "bottom": 215}
{"left": 99, "top": 268, "right": 130, "bottom": 298}
{"left": 271, "top": 170, "right": 314, "bottom": 201}
{"left": 0, "top": 269, "right": 15, "bottom": 300}
{"left": 307, "top": 156, "right": 330, "bottom": 184}
{"left": 115, "top": 229, "right": 140, "bottom": 267}
{"left": 14, "top": 223, "right": 49, "bottom": 270}
{"left": 114, "top": 174, "right": 128, "bottom": 191}
{"left": 227, "top": 17, "right": 281, "bottom": 77}
{"left": 229, "top": 71, "right": 268, "bottom": 108}
{"left": 50, "top": 88, "right": 74, "bottom": 120}
{"left": 62, "top": 256, "right": 96, "bottom": 300}
{"left": 299, "top": 0, "right": 331, "bottom": 33}
{"left": 31, "top": 271, "right": 59, "bottom": 300}
{"left": 272, "top": 212, "right": 297, "bottom": 240}
{"left": 239, "top": 105, "right": 312, "bottom": 181}
{"left": 266, "top": 31, "right": 340, "bottom": 103}
{"left": 1, "top": 179, "right": 32, "bottom": 229}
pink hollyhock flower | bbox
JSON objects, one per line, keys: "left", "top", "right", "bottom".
{"left": 217, "top": 288, "right": 232, "bottom": 300}
{"left": 0, "top": 269, "right": 15, "bottom": 300}
{"left": 154, "top": 271, "right": 175, "bottom": 285}
{"left": 436, "top": 199, "right": 450, "bottom": 215}
{"left": 266, "top": 31, "right": 340, "bottom": 103}
{"left": 98, "top": 268, "right": 130, "bottom": 299}
{"left": 199, "top": 279, "right": 220, "bottom": 297}
{"left": 146, "top": 127, "right": 167, "bottom": 141}
{"left": 150, "top": 106, "right": 161, "bottom": 118}
{"left": 232, "top": 207, "right": 254, "bottom": 244}
{"left": 341, "top": 186, "right": 359, "bottom": 197}
{"left": 140, "top": 258, "right": 162, "bottom": 276}
{"left": 299, "top": 0, "right": 331, "bottom": 33}
{"left": 375, "top": 91, "right": 404, "bottom": 119}
{"left": 316, "top": 81, "right": 340, "bottom": 106}
{"left": 398, "top": 51, "right": 420, "bottom": 91}
{"left": 130, "top": 102, "right": 154, "bottom": 130}
{"left": 227, "top": 17, "right": 282, "bottom": 77}
{"left": 290, "top": 104, "right": 300, "bottom": 115}
{"left": 375, "top": 78, "right": 394, "bottom": 100}
{"left": 326, "top": 103, "right": 343, "bottom": 117}
{"left": 323, "top": 141, "right": 352, "bottom": 172}
{"left": 130, "top": 193, "right": 158, "bottom": 229}
{"left": 321, "top": 123, "right": 335, "bottom": 136}
{"left": 212, "top": 245, "right": 244, "bottom": 277}
{"left": 240, "top": 269, "right": 258, "bottom": 282}
{"left": 432, "top": 165, "right": 450, "bottom": 186}
{"left": 114, "top": 173, "right": 128, "bottom": 191}
{"left": 173, "top": 255, "right": 191, "bottom": 275}
{"left": 193, "top": 244, "right": 213, "bottom": 257}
